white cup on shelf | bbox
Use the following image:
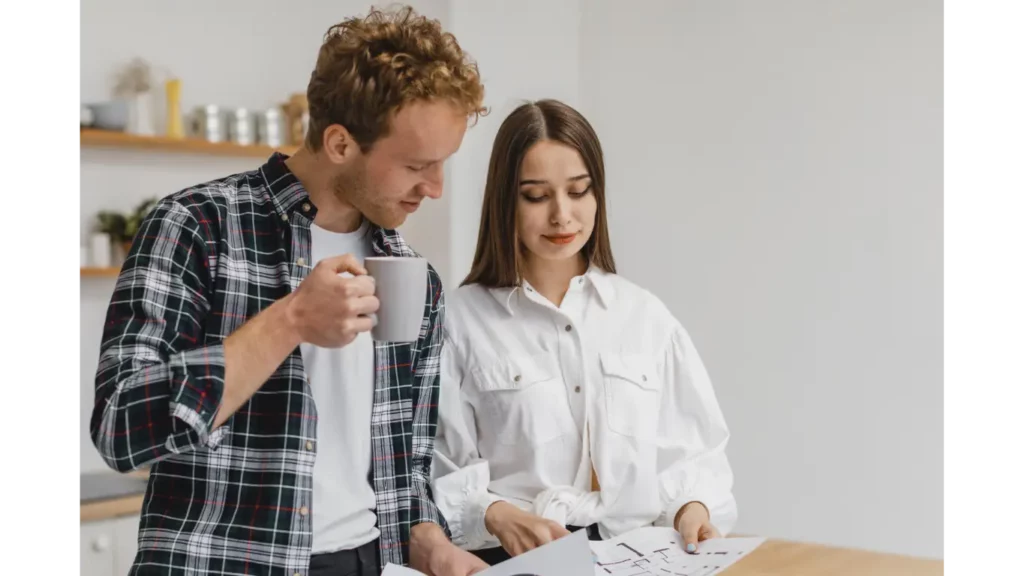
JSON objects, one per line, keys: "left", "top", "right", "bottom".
{"left": 90, "top": 233, "right": 112, "bottom": 268}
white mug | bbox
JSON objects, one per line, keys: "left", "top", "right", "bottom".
{"left": 364, "top": 257, "right": 428, "bottom": 343}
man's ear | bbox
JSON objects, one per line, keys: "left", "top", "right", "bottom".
{"left": 321, "top": 124, "right": 358, "bottom": 164}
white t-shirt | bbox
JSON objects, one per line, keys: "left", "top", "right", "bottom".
{"left": 300, "top": 220, "right": 379, "bottom": 554}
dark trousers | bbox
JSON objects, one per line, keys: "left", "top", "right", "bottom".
{"left": 309, "top": 539, "right": 380, "bottom": 576}
{"left": 469, "top": 524, "right": 602, "bottom": 566}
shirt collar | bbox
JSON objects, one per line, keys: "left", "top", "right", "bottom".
{"left": 257, "top": 152, "right": 412, "bottom": 258}
{"left": 258, "top": 152, "right": 309, "bottom": 218}
{"left": 487, "top": 265, "right": 615, "bottom": 315}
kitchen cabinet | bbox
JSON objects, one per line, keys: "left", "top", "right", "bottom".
{"left": 81, "top": 514, "right": 139, "bottom": 576}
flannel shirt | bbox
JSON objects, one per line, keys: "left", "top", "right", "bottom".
{"left": 90, "top": 153, "right": 448, "bottom": 575}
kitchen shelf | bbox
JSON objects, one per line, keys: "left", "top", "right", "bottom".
{"left": 80, "top": 129, "right": 298, "bottom": 159}
{"left": 81, "top": 267, "right": 121, "bottom": 278}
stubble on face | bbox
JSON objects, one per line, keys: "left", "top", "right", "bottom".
{"left": 331, "top": 158, "right": 400, "bottom": 229}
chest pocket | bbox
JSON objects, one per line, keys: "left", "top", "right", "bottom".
{"left": 471, "top": 353, "right": 577, "bottom": 447}
{"left": 600, "top": 352, "right": 663, "bottom": 441}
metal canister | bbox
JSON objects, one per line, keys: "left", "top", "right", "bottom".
{"left": 190, "top": 105, "right": 223, "bottom": 142}
{"left": 226, "top": 108, "right": 254, "bottom": 146}
{"left": 255, "top": 108, "right": 284, "bottom": 147}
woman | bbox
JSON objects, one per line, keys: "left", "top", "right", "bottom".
{"left": 431, "top": 99, "right": 737, "bottom": 565}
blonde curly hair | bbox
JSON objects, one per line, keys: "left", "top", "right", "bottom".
{"left": 305, "top": 4, "right": 487, "bottom": 151}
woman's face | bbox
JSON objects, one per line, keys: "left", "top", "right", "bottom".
{"left": 516, "top": 139, "right": 597, "bottom": 265}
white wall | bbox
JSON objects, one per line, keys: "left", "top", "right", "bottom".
{"left": 580, "top": 0, "right": 942, "bottom": 559}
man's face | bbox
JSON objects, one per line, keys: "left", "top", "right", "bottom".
{"left": 334, "top": 99, "right": 468, "bottom": 229}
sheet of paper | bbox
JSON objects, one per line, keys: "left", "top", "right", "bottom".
{"left": 381, "top": 528, "right": 594, "bottom": 576}
{"left": 483, "top": 527, "right": 595, "bottom": 576}
{"left": 590, "top": 527, "right": 764, "bottom": 576}
{"left": 381, "top": 564, "right": 426, "bottom": 576}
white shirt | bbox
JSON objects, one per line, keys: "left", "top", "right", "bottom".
{"left": 431, "top": 267, "right": 737, "bottom": 551}
{"left": 300, "top": 220, "right": 379, "bottom": 553}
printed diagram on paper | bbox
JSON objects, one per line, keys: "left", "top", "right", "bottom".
{"left": 590, "top": 528, "right": 764, "bottom": 576}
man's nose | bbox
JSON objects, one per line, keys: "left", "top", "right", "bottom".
{"left": 419, "top": 164, "right": 444, "bottom": 199}
{"left": 418, "top": 182, "right": 443, "bottom": 199}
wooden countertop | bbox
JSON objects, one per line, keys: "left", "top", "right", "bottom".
{"left": 726, "top": 538, "right": 942, "bottom": 575}
{"left": 80, "top": 470, "right": 149, "bottom": 523}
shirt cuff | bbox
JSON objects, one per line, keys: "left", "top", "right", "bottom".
{"left": 660, "top": 496, "right": 713, "bottom": 531}
{"left": 463, "top": 490, "right": 506, "bottom": 549}
{"left": 411, "top": 478, "right": 450, "bottom": 534}
{"left": 166, "top": 344, "right": 228, "bottom": 453}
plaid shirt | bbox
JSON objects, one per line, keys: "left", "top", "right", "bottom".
{"left": 90, "top": 153, "right": 448, "bottom": 575}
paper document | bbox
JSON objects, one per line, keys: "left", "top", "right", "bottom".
{"left": 483, "top": 527, "right": 594, "bottom": 576}
{"left": 382, "top": 527, "right": 764, "bottom": 576}
{"left": 382, "top": 528, "right": 594, "bottom": 576}
{"left": 590, "top": 527, "right": 764, "bottom": 576}
{"left": 381, "top": 565, "right": 425, "bottom": 576}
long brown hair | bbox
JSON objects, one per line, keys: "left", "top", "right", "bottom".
{"left": 462, "top": 99, "right": 616, "bottom": 287}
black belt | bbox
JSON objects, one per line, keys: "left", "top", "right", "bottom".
{"left": 567, "top": 524, "right": 603, "bottom": 541}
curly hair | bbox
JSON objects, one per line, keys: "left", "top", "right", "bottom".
{"left": 305, "top": 5, "right": 487, "bottom": 152}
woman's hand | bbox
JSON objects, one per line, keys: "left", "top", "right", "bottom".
{"left": 484, "top": 501, "right": 571, "bottom": 557}
{"left": 675, "top": 501, "right": 721, "bottom": 554}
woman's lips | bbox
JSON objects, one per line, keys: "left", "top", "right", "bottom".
{"left": 543, "top": 233, "right": 578, "bottom": 245}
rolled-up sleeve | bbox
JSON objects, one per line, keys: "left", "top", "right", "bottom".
{"left": 431, "top": 337, "right": 505, "bottom": 551}
{"left": 652, "top": 323, "right": 738, "bottom": 535}
{"left": 408, "top": 273, "right": 449, "bottom": 532}
{"left": 90, "top": 199, "right": 227, "bottom": 472}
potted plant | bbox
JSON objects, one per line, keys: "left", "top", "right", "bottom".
{"left": 123, "top": 198, "right": 159, "bottom": 253}
{"left": 95, "top": 198, "right": 158, "bottom": 261}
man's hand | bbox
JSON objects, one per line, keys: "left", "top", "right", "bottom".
{"left": 675, "top": 501, "right": 721, "bottom": 554}
{"left": 285, "top": 253, "right": 379, "bottom": 348}
{"left": 214, "top": 253, "right": 377, "bottom": 428}
{"left": 410, "top": 523, "right": 488, "bottom": 576}
{"left": 484, "top": 501, "right": 571, "bottom": 557}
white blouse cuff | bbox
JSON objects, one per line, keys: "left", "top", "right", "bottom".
{"left": 659, "top": 494, "right": 714, "bottom": 531}
{"left": 463, "top": 490, "right": 506, "bottom": 550}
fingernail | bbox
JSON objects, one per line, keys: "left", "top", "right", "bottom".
{"left": 686, "top": 543, "right": 697, "bottom": 553}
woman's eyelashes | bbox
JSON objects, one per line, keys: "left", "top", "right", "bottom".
{"left": 519, "top": 184, "right": 593, "bottom": 203}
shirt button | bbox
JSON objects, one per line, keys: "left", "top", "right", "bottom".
{"left": 514, "top": 375, "right": 521, "bottom": 382}
{"left": 296, "top": 257, "right": 306, "bottom": 267}
{"left": 574, "top": 386, "right": 581, "bottom": 393}
{"left": 578, "top": 278, "right": 584, "bottom": 284}
{"left": 302, "top": 202, "right": 311, "bottom": 212}
{"left": 281, "top": 213, "right": 289, "bottom": 222}
{"left": 565, "top": 325, "right": 573, "bottom": 332}
{"left": 299, "top": 506, "right": 309, "bottom": 516}
{"left": 526, "top": 286, "right": 533, "bottom": 292}
{"left": 642, "top": 375, "right": 648, "bottom": 382}
{"left": 305, "top": 440, "right": 314, "bottom": 451}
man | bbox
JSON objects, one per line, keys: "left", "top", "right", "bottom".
{"left": 90, "top": 6, "right": 489, "bottom": 575}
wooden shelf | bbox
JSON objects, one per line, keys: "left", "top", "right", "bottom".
{"left": 81, "top": 267, "right": 121, "bottom": 278}
{"left": 80, "top": 129, "right": 298, "bottom": 159}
